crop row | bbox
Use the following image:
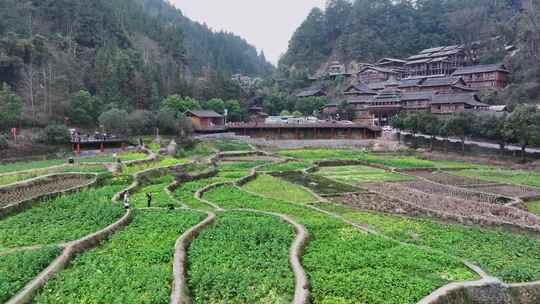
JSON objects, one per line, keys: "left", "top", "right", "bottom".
{"left": 0, "top": 246, "right": 61, "bottom": 303}
{"left": 203, "top": 185, "right": 476, "bottom": 303}
{"left": 315, "top": 202, "right": 540, "bottom": 283}
{"left": 243, "top": 174, "right": 317, "bottom": 204}
{"left": 187, "top": 211, "right": 295, "bottom": 303}
{"left": 316, "top": 165, "right": 414, "bottom": 184}
{"left": 34, "top": 210, "right": 204, "bottom": 303}
{"left": 279, "top": 149, "right": 479, "bottom": 169}
{"left": 0, "top": 176, "right": 128, "bottom": 250}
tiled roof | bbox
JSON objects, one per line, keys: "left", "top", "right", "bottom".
{"left": 452, "top": 64, "right": 509, "bottom": 76}
{"left": 421, "top": 77, "right": 463, "bottom": 87}
{"left": 431, "top": 93, "right": 488, "bottom": 107}
{"left": 344, "top": 83, "right": 378, "bottom": 95}
{"left": 186, "top": 110, "right": 223, "bottom": 118}
{"left": 401, "top": 92, "right": 434, "bottom": 101}
{"left": 296, "top": 88, "right": 326, "bottom": 97}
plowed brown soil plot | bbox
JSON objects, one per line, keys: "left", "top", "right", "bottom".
{"left": 336, "top": 191, "right": 428, "bottom": 216}
{"left": 0, "top": 174, "right": 95, "bottom": 207}
{"left": 363, "top": 182, "right": 540, "bottom": 229}
{"left": 400, "top": 180, "right": 510, "bottom": 205}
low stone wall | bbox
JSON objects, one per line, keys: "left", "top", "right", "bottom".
{"left": 421, "top": 279, "right": 540, "bottom": 304}
{"left": 6, "top": 210, "right": 133, "bottom": 304}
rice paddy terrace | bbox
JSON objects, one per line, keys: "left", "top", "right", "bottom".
{"left": 2, "top": 142, "right": 540, "bottom": 304}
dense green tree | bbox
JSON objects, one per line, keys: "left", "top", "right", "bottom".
{"left": 444, "top": 113, "right": 475, "bottom": 154}
{"left": 295, "top": 96, "right": 328, "bottom": 116}
{"left": 98, "top": 108, "right": 129, "bottom": 135}
{"left": 38, "top": 124, "right": 70, "bottom": 145}
{"left": 204, "top": 98, "right": 226, "bottom": 114}
{"left": 67, "top": 91, "right": 101, "bottom": 126}
{"left": 126, "top": 110, "right": 156, "bottom": 135}
{"left": 161, "top": 96, "right": 201, "bottom": 115}
{"left": 504, "top": 105, "right": 540, "bottom": 161}
{"left": 224, "top": 99, "right": 244, "bottom": 122}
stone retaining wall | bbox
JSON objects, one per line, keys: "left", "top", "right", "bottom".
{"left": 421, "top": 279, "right": 540, "bottom": 304}
{"left": 0, "top": 173, "right": 98, "bottom": 219}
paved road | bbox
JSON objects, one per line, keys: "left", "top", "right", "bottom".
{"left": 396, "top": 131, "right": 540, "bottom": 154}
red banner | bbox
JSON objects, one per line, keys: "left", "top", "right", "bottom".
{"left": 10, "top": 128, "right": 16, "bottom": 139}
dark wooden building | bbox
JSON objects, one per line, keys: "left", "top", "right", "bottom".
{"left": 452, "top": 64, "right": 510, "bottom": 90}
{"left": 185, "top": 110, "right": 225, "bottom": 132}
{"left": 405, "top": 45, "right": 475, "bottom": 78}
{"left": 356, "top": 66, "right": 401, "bottom": 84}
{"left": 430, "top": 92, "right": 489, "bottom": 115}
{"left": 295, "top": 87, "right": 326, "bottom": 98}
{"left": 227, "top": 122, "right": 381, "bottom": 140}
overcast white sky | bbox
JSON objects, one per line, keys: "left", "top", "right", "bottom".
{"left": 169, "top": 0, "right": 326, "bottom": 65}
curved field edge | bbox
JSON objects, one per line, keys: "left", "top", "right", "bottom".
{"left": 314, "top": 201, "right": 540, "bottom": 284}
{"left": 203, "top": 185, "right": 476, "bottom": 304}
{"left": 0, "top": 247, "right": 61, "bottom": 303}
{"left": 186, "top": 211, "right": 296, "bottom": 304}
{"left": 0, "top": 177, "right": 128, "bottom": 250}
{"left": 33, "top": 210, "right": 204, "bottom": 304}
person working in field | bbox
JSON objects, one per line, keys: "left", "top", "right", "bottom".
{"left": 123, "top": 192, "right": 130, "bottom": 209}
{"left": 146, "top": 192, "right": 153, "bottom": 208}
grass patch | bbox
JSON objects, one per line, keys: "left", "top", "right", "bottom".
{"left": 188, "top": 211, "right": 295, "bottom": 303}
{"left": 211, "top": 139, "right": 253, "bottom": 152}
{"left": 316, "top": 165, "right": 414, "bottom": 184}
{"left": 456, "top": 169, "right": 540, "bottom": 188}
{"left": 202, "top": 186, "right": 477, "bottom": 304}
{"left": 527, "top": 200, "right": 540, "bottom": 217}
{"left": 279, "top": 149, "right": 478, "bottom": 169}
{"left": 244, "top": 174, "right": 317, "bottom": 204}
{"left": 34, "top": 210, "right": 204, "bottom": 304}
{"left": 0, "top": 159, "right": 66, "bottom": 174}
{"left": 316, "top": 202, "right": 540, "bottom": 283}
{"left": 0, "top": 247, "right": 61, "bottom": 303}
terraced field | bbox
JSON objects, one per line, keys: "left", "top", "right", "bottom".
{"left": 2, "top": 144, "right": 540, "bottom": 304}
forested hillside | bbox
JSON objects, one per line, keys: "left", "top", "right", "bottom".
{"left": 279, "top": 0, "right": 539, "bottom": 105}
{"left": 0, "top": 0, "right": 272, "bottom": 127}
